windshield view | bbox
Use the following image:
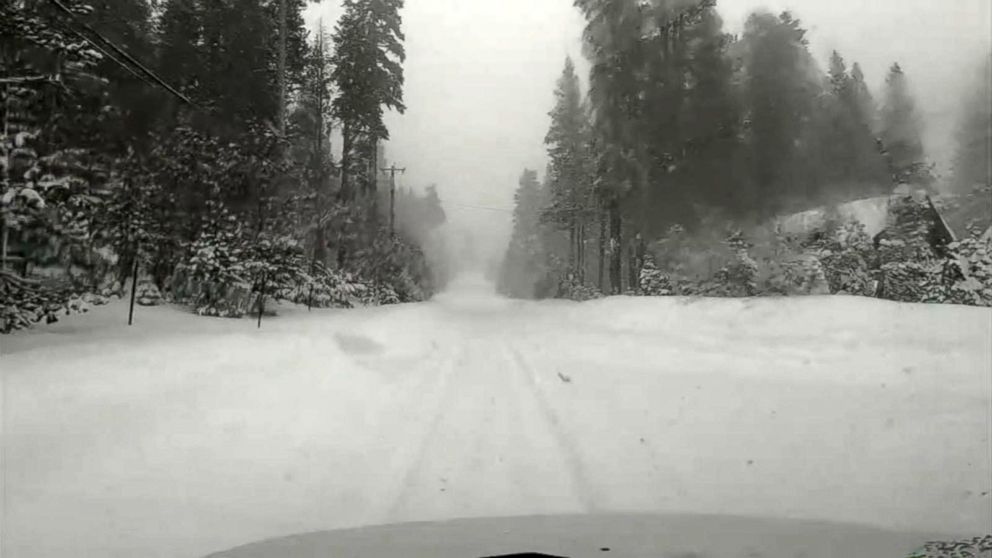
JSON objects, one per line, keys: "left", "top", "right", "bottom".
{"left": 1, "top": 0, "right": 990, "bottom": 557}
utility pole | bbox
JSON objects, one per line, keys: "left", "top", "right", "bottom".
{"left": 380, "top": 164, "right": 405, "bottom": 235}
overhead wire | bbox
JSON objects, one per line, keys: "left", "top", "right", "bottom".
{"left": 47, "top": 0, "right": 197, "bottom": 107}
{"left": 49, "top": 16, "right": 160, "bottom": 92}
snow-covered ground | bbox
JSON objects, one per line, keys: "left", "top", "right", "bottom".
{"left": 2, "top": 273, "right": 990, "bottom": 557}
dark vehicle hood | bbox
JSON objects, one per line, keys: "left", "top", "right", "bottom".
{"left": 205, "top": 512, "right": 967, "bottom": 558}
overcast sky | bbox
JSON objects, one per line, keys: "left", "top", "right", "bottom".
{"left": 304, "top": 0, "right": 991, "bottom": 256}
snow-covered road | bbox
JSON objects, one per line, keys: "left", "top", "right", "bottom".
{"left": 2, "top": 274, "right": 991, "bottom": 557}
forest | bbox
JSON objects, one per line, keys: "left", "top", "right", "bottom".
{"left": 499, "top": 0, "right": 992, "bottom": 306}
{"left": 1, "top": 0, "right": 447, "bottom": 333}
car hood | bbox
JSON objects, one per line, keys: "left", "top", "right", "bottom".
{"left": 204, "top": 512, "right": 968, "bottom": 558}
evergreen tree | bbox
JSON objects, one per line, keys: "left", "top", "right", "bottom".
{"left": 952, "top": 53, "right": 992, "bottom": 191}
{"left": 850, "top": 62, "right": 876, "bottom": 131}
{"left": 880, "top": 62, "right": 929, "bottom": 186}
{"left": 741, "top": 11, "right": 821, "bottom": 215}
{"left": 543, "top": 57, "right": 594, "bottom": 281}
{"left": 291, "top": 22, "right": 336, "bottom": 267}
{"left": 331, "top": 0, "right": 406, "bottom": 203}
{"left": 499, "top": 169, "right": 548, "bottom": 298}
{"left": 85, "top": 0, "right": 159, "bottom": 151}
{"left": 667, "top": 4, "right": 742, "bottom": 221}
{"left": 574, "top": 0, "right": 647, "bottom": 294}
{"left": 157, "top": 0, "right": 308, "bottom": 134}
{"left": 815, "top": 51, "right": 888, "bottom": 200}
{"left": 1, "top": 0, "right": 109, "bottom": 330}
{"left": 156, "top": 0, "right": 205, "bottom": 119}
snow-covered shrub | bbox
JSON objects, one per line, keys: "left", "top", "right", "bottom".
{"left": 351, "top": 230, "right": 436, "bottom": 304}
{"left": 921, "top": 237, "right": 992, "bottom": 306}
{"left": 556, "top": 274, "right": 604, "bottom": 301}
{"left": 285, "top": 266, "right": 366, "bottom": 309}
{"left": 638, "top": 259, "right": 673, "bottom": 296}
{"left": 97, "top": 274, "right": 124, "bottom": 298}
{"left": 649, "top": 224, "right": 728, "bottom": 295}
{"left": 761, "top": 254, "right": 830, "bottom": 296}
{"left": 906, "top": 534, "right": 992, "bottom": 558}
{"left": 751, "top": 226, "right": 827, "bottom": 296}
{"left": 80, "top": 292, "right": 109, "bottom": 306}
{"left": 872, "top": 195, "right": 946, "bottom": 303}
{"left": 811, "top": 221, "right": 876, "bottom": 295}
{"left": 707, "top": 230, "right": 758, "bottom": 297}
{"left": 878, "top": 256, "right": 938, "bottom": 303}
{"left": 172, "top": 202, "right": 313, "bottom": 317}
{"left": 571, "top": 283, "right": 604, "bottom": 301}
{"left": 176, "top": 212, "right": 252, "bottom": 317}
{"left": 135, "top": 277, "right": 162, "bottom": 306}
{"left": 359, "top": 282, "right": 401, "bottom": 306}
{"left": 1, "top": 271, "right": 82, "bottom": 333}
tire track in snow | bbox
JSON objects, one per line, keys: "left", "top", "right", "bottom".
{"left": 503, "top": 341, "right": 603, "bottom": 513}
{"left": 376, "top": 333, "right": 600, "bottom": 524}
{"left": 374, "top": 342, "right": 465, "bottom": 523}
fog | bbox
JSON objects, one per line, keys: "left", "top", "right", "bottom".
{"left": 304, "top": 0, "right": 992, "bottom": 268}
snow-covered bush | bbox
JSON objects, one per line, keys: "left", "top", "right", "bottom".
{"left": 351, "top": 230, "right": 436, "bottom": 304}
{"left": 1, "top": 271, "right": 83, "bottom": 333}
{"left": 871, "top": 195, "right": 947, "bottom": 303}
{"left": 556, "top": 275, "right": 604, "bottom": 301}
{"left": 174, "top": 205, "right": 253, "bottom": 317}
{"left": 707, "top": 230, "right": 758, "bottom": 297}
{"left": 906, "top": 534, "right": 992, "bottom": 558}
{"left": 135, "top": 276, "right": 162, "bottom": 306}
{"left": 97, "top": 274, "right": 124, "bottom": 299}
{"left": 921, "top": 237, "right": 992, "bottom": 306}
{"left": 638, "top": 259, "right": 673, "bottom": 296}
{"left": 649, "top": 224, "right": 736, "bottom": 295}
{"left": 811, "top": 221, "right": 876, "bottom": 295}
{"left": 285, "top": 266, "right": 366, "bottom": 309}
{"left": 760, "top": 254, "right": 830, "bottom": 296}
{"left": 750, "top": 226, "right": 829, "bottom": 296}
{"left": 877, "top": 254, "right": 939, "bottom": 303}
{"left": 359, "top": 281, "right": 401, "bottom": 306}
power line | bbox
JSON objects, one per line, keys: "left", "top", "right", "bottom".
{"left": 48, "top": 0, "right": 196, "bottom": 107}
{"left": 448, "top": 202, "right": 514, "bottom": 214}
{"left": 50, "top": 17, "right": 159, "bottom": 92}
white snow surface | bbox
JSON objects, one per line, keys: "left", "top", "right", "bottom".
{"left": 2, "top": 273, "right": 991, "bottom": 557}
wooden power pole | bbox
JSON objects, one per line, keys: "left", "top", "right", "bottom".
{"left": 381, "top": 164, "right": 405, "bottom": 235}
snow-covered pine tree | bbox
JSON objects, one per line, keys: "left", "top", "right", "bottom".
{"left": 543, "top": 57, "right": 594, "bottom": 284}
{"left": 951, "top": 53, "right": 992, "bottom": 192}
{"left": 880, "top": 63, "right": 933, "bottom": 187}
{"left": 1, "top": 0, "right": 112, "bottom": 332}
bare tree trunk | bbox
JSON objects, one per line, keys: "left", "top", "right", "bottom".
{"left": 577, "top": 222, "right": 585, "bottom": 284}
{"left": 337, "top": 121, "right": 353, "bottom": 269}
{"left": 609, "top": 199, "right": 622, "bottom": 295}
{"left": 1, "top": 226, "right": 7, "bottom": 272}
{"left": 277, "top": 0, "right": 287, "bottom": 136}
{"left": 598, "top": 207, "right": 606, "bottom": 292}
{"left": 2, "top": 83, "right": 9, "bottom": 271}
{"left": 568, "top": 219, "right": 576, "bottom": 279}
{"left": 339, "top": 122, "right": 352, "bottom": 203}
{"left": 628, "top": 240, "right": 637, "bottom": 292}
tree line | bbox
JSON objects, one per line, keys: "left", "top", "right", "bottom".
{"left": 2, "top": 0, "right": 445, "bottom": 332}
{"left": 500, "top": 0, "right": 991, "bottom": 299}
